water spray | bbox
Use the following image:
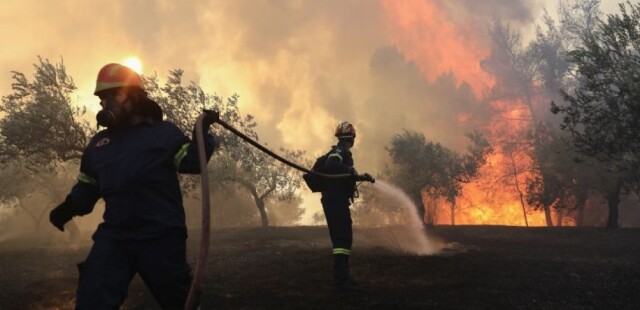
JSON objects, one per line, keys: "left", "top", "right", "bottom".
{"left": 372, "top": 180, "right": 440, "bottom": 255}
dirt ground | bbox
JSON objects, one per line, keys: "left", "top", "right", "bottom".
{"left": 1, "top": 225, "right": 639, "bottom": 309}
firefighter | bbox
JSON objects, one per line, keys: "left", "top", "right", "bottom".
{"left": 321, "top": 121, "right": 375, "bottom": 292}
{"left": 48, "top": 63, "right": 217, "bottom": 309}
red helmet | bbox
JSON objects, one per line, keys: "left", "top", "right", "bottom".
{"left": 94, "top": 63, "right": 144, "bottom": 95}
{"left": 334, "top": 121, "right": 356, "bottom": 138}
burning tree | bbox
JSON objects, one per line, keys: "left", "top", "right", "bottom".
{"left": 480, "top": 16, "right": 573, "bottom": 227}
{"left": 551, "top": 2, "right": 640, "bottom": 228}
{"left": 385, "top": 130, "right": 490, "bottom": 225}
{"left": 476, "top": 1, "right": 602, "bottom": 226}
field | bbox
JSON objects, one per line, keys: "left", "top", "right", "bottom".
{"left": 1, "top": 225, "right": 639, "bottom": 309}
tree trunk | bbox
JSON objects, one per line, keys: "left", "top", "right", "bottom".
{"left": 543, "top": 204, "right": 553, "bottom": 227}
{"left": 421, "top": 191, "right": 438, "bottom": 227}
{"left": 256, "top": 199, "right": 269, "bottom": 227}
{"left": 508, "top": 149, "right": 529, "bottom": 227}
{"left": 575, "top": 192, "right": 587, "bottom": 226}
{"left": 555, "top": 208, "right": 564, "bottom": 227}
{"left": 235, "top": 178, "right": 274, "bottom": 227}
{"left": 606, "top": 185, "right": 621, "bottom": 229}
{"left": 415, "top": 191, "right": 428, "bottom": 227}
{"left": 450, "top": 200, "right": 456, "bottom": 226}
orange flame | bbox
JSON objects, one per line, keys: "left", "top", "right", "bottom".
{"left": 383, "top": 1, "right": 571, "bottom": 226}
{"left": 381, "top": 0, "right": 495, "bottom": 99}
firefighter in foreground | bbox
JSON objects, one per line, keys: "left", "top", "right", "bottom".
{"left": 49, "top": 63, "right": 217, "bottom": 309}
{"left": 321, "top": 121, "right": 375, "bottom": 291}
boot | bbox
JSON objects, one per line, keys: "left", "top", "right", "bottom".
{"left": 333, "top": 254, "right": 362, "bottom": 292}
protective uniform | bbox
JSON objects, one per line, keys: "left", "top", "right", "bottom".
{"left": 70, "top": 121, "right": 215, "bottom": 240}
{"left": 320, "top": 121, "right": 373, "bottom": 291}
{"left": 49, "top": 63, "right": 217, "bottom": 309}
{"left": 71, "top": 121, "right": 215, "bottom": 309}
{"left": 321, "top": 143, "right": 357, "bottom": 288}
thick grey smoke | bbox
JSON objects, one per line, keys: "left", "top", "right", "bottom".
{"left": 444, "top": 0, "right": 539, "bottom": 24}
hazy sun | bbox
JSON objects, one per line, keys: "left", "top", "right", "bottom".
{"left": 122, "top": 56, "right": 143, "bottom": 74}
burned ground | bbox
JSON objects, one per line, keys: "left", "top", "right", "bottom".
{"left": 1, "top": 226, "right": 639, "bottom": 309}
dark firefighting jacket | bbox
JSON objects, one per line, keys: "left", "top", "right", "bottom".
{"left": 321, "top": 145, "right": 357, "bottom": 202}
{"left": 68, "top": 121, "right": 215, "bottom": 240}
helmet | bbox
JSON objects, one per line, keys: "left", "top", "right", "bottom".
{"left": 334, "top": 121, "right": 356, "bottom": 139}
{"left": 94, "top": 63, "right": 144, "bottom": 95}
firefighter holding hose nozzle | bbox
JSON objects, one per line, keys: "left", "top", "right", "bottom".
{"left": 48, "top": 63, "right": 217, "bottom": 309}
{"left": 320, "top": 121, "right": 375, "bottom": 292}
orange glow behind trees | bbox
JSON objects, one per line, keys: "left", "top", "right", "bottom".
{"left": 382, "top": 0, "right": 557, "bottom": 226}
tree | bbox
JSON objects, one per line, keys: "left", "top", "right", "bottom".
{"left": 145, "top": 70, "right": 305, "bottom": 227}
{"left": 227, "top": 148, "right": 305, "bottom": 227}
{"left": 386, "top": 130, "right": 490, "bottom": 225}
{"left": 553, "top": 2, "right": 640, "bottom": 160}
{"left": 386, "top": 131, "right": 444, "bottom": 225}
{"left": 483, "top": 21, "right": 553, "bottom": 227}
{"left": 482, "top": 4, "right": 596, "bottom": 226}
{"left": 559, "top": 0, "right": 603, "bottom": 50}
{"left": 551, "top": 2, "right": 640, "bottom": 228}
{"left": 440, "top": 131, "right": 492, "bottom": 225}
{"left": 525, "top": 125, "right": 603, "bottom": 226}
{"left": 0, "top": 57, "right": 90, "bottom": 236}
{"left": 0, "top": 57, "right": 90, "bottom": 163}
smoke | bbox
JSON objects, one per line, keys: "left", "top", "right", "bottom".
{"left": 1, "top": 0, "right": 555, "bottom": 226}
{"left": 1, "top": 0, "right": 543, "bottom": 163}
{"left": 0, "top": 193, "right": 96, "bottom": 244}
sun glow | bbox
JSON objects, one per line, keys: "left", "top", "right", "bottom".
{"left": 122, "top": 56, "right": 143, "bottom": 74}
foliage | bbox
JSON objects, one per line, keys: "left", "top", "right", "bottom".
{"left": 550, "top": 2, "right": 640, "bottom": 228}
{"left": 0, "top": 58, "right": 89, "bottom": 234}
{"left": 552, "top": 2, "right": 640, "bottom": 162}
{"left": 0, "top": 57, "right": 91, "bottom": 165}
{"left": 0, "top": 58, "right": 306, "bottom": 230}
{"left": 525, "top": 125, "right": 599, "bottom": 219}
{"left": 144, "top": 70, "right": 306, "bottom": 226}
{"left": 559, "top": 0, "right": 603, "bottom": 50}
{"left": 0, "top": 161, "right": 32, "bottom": 205}
{"left": 385, "top": 130, "right": 491, "bottom": 224}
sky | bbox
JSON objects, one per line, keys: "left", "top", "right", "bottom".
{"left": 0, "top": 0, "right": 634, "bottom": 222}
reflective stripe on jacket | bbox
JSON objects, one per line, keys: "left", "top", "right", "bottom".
{"left": 69, "top": 121, "right": 216, "bottom": 240}
{"left": 322, "top": 145, "right": 356, "bottom": 201}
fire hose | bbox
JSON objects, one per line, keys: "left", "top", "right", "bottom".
{"left": 185, "top": 114, "right": 354, "bottom": 309}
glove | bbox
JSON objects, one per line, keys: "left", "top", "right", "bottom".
{"left": 356, "top": 173, "right": 375, "bottom": 183}
{"left": 202, "top": 109, "right": 220, "bottom": 131}
{"left": 49, "top": 196, "right": 75, "bottom": 232}
{"left": 363, "top": 173, "right": 375, "bottom": 183}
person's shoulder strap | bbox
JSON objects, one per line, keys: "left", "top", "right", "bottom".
{"left": 327, "top": 146, "right": 344, "bottom": 162}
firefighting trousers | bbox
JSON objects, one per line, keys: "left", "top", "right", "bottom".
{"left": 75, "top": 234, "right": 193, "bottom": 310}
{"left": 321, "top": 198, "right": 353, "bottom": 252}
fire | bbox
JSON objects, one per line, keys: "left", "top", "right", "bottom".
{"left": 424, "top": 149, "right": 550, "bottom": 226}
{"left": 381, "top": 0, "right": 495, "bottom": 99}
{"left": 382, "top": 1, "right": 568, "bottom": 226}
